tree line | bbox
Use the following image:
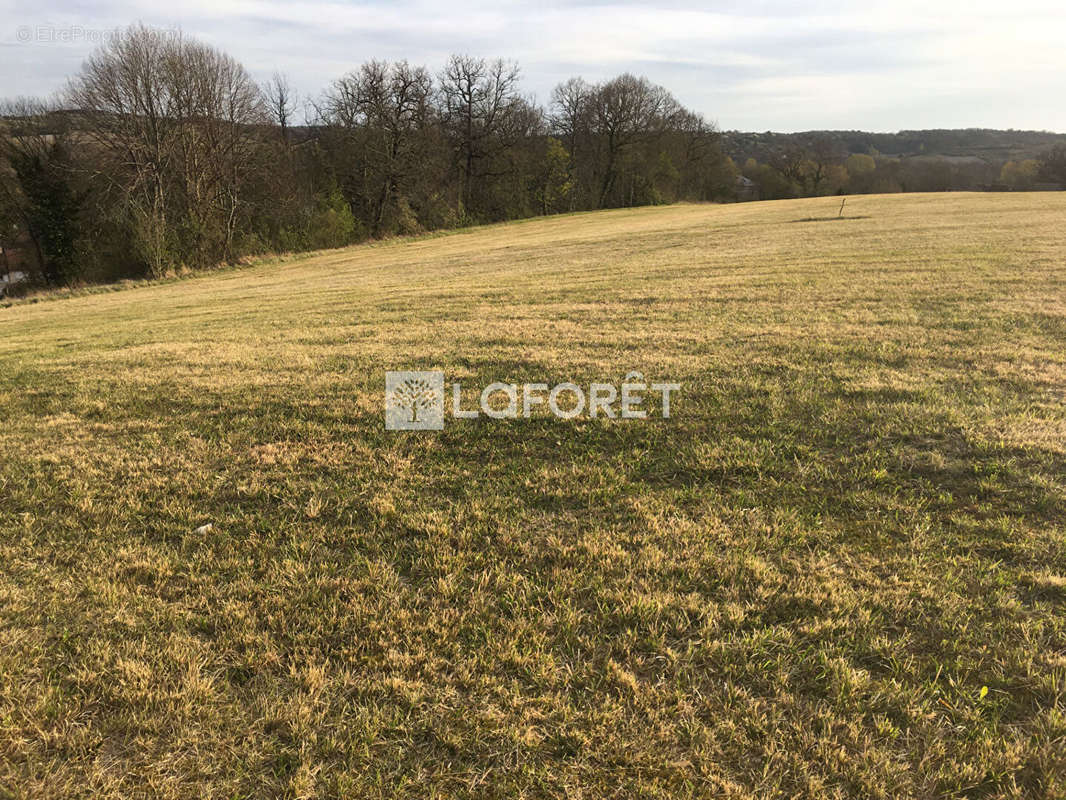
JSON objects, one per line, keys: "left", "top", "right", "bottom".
{"left": 0, "top": 25, "right": 734, "bottom": 288}
{"left": 3, "top": 25, "right": 1065, "bottom": 291}
{"left": 731, "top": 136, "right": 1066, "bottom": 200}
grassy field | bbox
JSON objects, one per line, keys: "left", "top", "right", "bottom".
{"left": 1, "top": 193, "right": 1065, "bottom": 799}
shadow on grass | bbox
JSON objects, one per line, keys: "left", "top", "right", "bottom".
{"left": 789, "top": 215, "right": 872, "bottom": 223}
{"left": 414, "top": 374, "right": 1066, "bottom": 549}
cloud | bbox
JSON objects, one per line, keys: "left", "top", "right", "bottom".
{"left": 1, "top": 0, "right": 1063, "bottom": 131}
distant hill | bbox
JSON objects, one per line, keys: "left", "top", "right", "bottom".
{"left": 721, "top": 129, "right": 1066, "bottom": 165}
{"left": 9, "top": 111, "right": 1062, "bottom": 167}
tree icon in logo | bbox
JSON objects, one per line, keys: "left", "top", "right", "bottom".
{"left": 394, "top": 376, "right": 437, "bottom": 422}
{"left": 385, "top": 370, "right": 445, "bottom": 430}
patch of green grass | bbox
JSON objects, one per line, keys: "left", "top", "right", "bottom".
{"left": 1, "top": 194, "right": 1064, "bottom": 798}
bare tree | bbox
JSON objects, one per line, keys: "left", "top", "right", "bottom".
{"left": 437, "top": 55, "right": 528, "bottom": 217}
{"left": 66, "top": 24, "right": 266, "bottom": 272}
{"left": 65, "top": 27, "right": 176, "bottom": 272}
{"left": 587, "top": 74, "right": 681, "bottom": 207}
{"left": 805, "top": 136, "right": 845, "bottom": 195}
{"left": 766, "top": 136, "right": 843, "bottom": 196}
{"left": 549, "top": 77, "right": 590, "bottom": 158}
{"left": 672, "top": 109, "right": 727, "bottom": 201}
{"left": 766, "top": 144, "right": 807, "bottom": 196}
{"left": 264, "top": 72, "right": 298, "bottom": 142}
{"left": 548, "top": 78, "right": 591, "bottom": 210}
{"left": 321, "top": 60, "right": 434, "bottom": 235}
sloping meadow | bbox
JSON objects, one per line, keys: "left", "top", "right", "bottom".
{"left": 1, "top": 194, "right": 1064, "bottom": 798}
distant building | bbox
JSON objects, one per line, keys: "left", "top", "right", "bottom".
{"left": 735, "top": 175, "right": 758, "bottom": 202}
{"left": 1, "top": 233, "right": 34, "bottom": 285}
{"left": 0, "top": 269, "right": 27, "bottom": 297}
{"left": 1, "top": 234, "right": 31, "bottom": 294}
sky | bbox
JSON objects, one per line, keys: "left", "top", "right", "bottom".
{"left": 2, "top": 0, "right": 1064, "bottom": 133}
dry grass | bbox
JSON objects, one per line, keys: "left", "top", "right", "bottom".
{"left": 1, "top": 193, "right": 1065, "bottom": 798}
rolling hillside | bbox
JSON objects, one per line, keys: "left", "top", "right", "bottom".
{"left": 1, "top": 194, "right": 1065, "bottom": 798}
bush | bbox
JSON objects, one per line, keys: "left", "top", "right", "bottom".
{"left": 307, "top": 188, "right": 360, "bottom": 250}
